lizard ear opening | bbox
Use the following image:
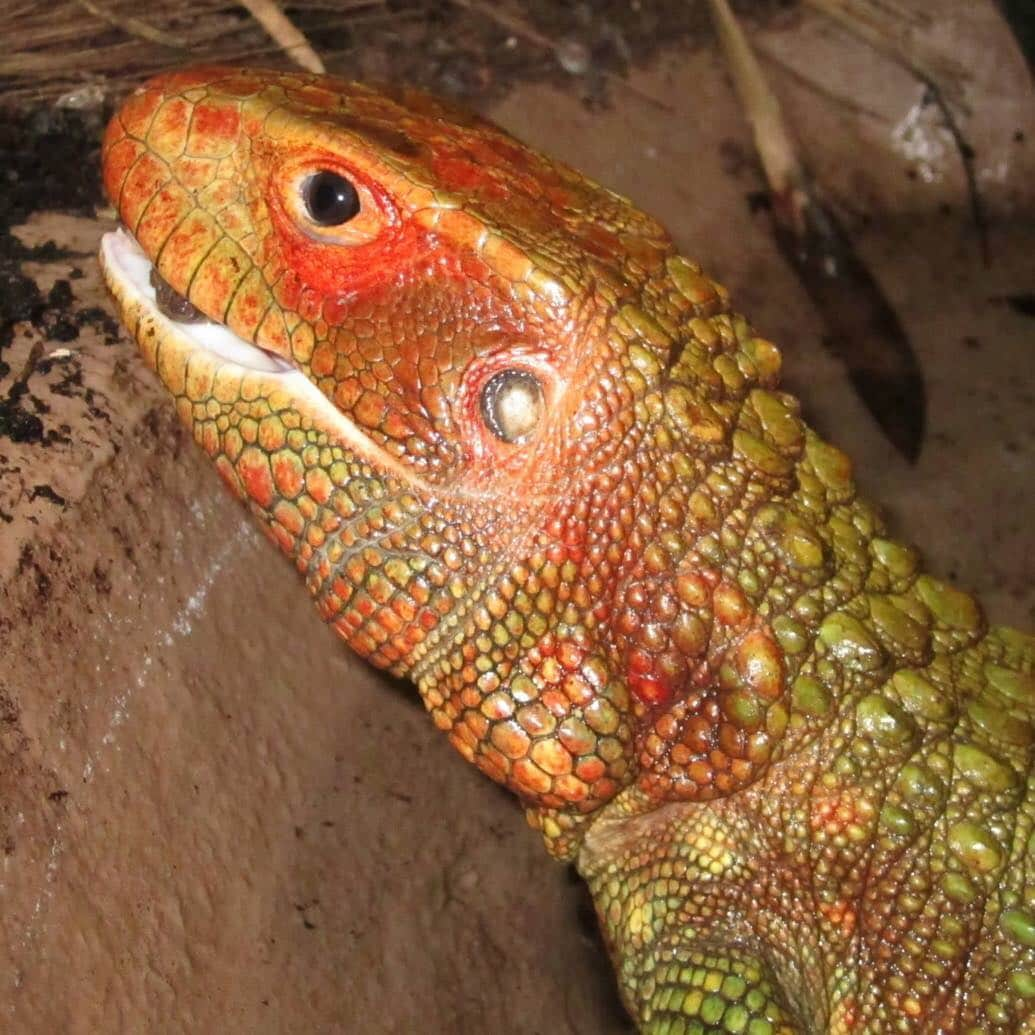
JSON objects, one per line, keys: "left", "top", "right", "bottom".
{"left": 460, "top": 351, "right": 561, "bottom": 463}
{"left": 480, "top": 369, "right": 545, "bottom": 444}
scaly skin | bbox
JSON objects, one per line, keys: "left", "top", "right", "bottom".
{"left": 98, "top": 68, "right": 1035, "bottom": 1033}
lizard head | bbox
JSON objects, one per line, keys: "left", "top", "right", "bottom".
{"left": 101, "top": 67, "right": 813, "bottom": 855}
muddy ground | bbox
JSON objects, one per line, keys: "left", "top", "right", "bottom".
{"left": 0, "top": 2, "right": 1033, "bottom": 1032}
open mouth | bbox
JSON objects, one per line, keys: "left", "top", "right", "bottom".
{"left": 99, "top": 227, "right": 295, "bottom": 376}
{"left": 98, "top": 225, "right": 442, "bottom": 496}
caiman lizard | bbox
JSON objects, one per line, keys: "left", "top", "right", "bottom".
{"left": 98, "top": 67, "right": 1035, "bottom": 1033}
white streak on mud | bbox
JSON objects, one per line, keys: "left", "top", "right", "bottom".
{"left": 11, "top": 492, "right": 257, "bottom": 989}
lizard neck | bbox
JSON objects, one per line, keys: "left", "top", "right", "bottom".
{"left": 540, "top": 371, "right": 989, "bottom": 860}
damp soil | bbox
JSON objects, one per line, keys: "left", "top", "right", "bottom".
{"left": 0, "top": 105, "right": 114, "bottom": 446}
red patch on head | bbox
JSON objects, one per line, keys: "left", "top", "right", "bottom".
{"left": 431, "top": 154, "right": 506, "bottom": 198}
{"left": 191, "top": 103, "right": 241, "bottom": 149}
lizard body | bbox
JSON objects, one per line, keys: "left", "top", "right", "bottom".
{"left": 98, "top": 67, "right": 1035, "bottom": 1033}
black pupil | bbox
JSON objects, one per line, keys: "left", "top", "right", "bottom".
{"left": 304, "top": 171, "right": 360, "bottom": 226}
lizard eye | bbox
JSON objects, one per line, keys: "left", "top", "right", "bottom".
{"left": 480, "top": 370, "right": 544, "bottom": 443}
{"left": 301, "top": 171, "right": 361, "bottom": 226}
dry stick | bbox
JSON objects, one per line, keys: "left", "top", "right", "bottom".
{"left": 921, "top": 83, "right": 990, "bottom": 265}
{"left": 1, "top": 39, "right": 174, "bottom": 78}
{"left": 451, "top": 0, "right": 674, "bottom": 113}
{"left": 164, "top": 5, "right": 389, "bottom": 52}
{"left": 706, "top": 0, "right": 805, "bottom": 206}
{"left": 191, "top": 0, "right": 384, "bottom": 11}
{"left": 74, "top": 0, "right": 187, "bottom": 49}
{"left": 239, "top": 0, "right": 326, "bottom": 73}
{"left": 863, "top": 0, "right": 929, "bottom": 30}
{"left": 0, "top": 5, "right": 400, "bottom": 92}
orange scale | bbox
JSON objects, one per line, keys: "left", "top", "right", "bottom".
{"left": 562, "top": 673, "right": 595, "bottom": 707}
{"left": 102, "top": 134, "right": 142, "bottom": 206}
{"left": 120, "top": 150, "right": 173, "bottom": 235}
{"left": 193, "top": 170, "right": 236, "bottom": 210}
{"left": 465, "top": 712, "right": 490, "bottom": 740}
{"left": 553, "top": 775, "right": 589, "bottom": 803}
{"left": 557, "top": 641, "right": 584, "bottom": 670}
{"left": 135, "top": 184, "right": 194, "bottom": 258}
{"left": 271, "top": 450, "right": 305, "bottom": 500}
{"left": 268, "top": 522, "right": 295, "bottom": 553}
{"left": 400, "top": 626, "right": 426, "bottom": 650}
{"left": 256, "top": 306, "right": 290, "bottom": 356}
{"left": 186, "top": 100, "right": 242, "bottom": 159}
{"left": 687, "top": 760, "right": 713, "bottom": 787}
{"left": 574, "top": 756, "right": 606, "bottom": 783}
{"left": 116, "top": 84, "right": 165, "bottom": 139}
{"left": 157, "top": 209, "right": 221, "bottom": 290}
{"left": 476, "top": 752, "right": 510, "bottom": 783}
{"left": 540, "top": 690, "right": 571, "bottom": 717}
{"left": 530, "top": 739, "right": 573, "bottom": 777}
{"left": 147, "top": 95, "right": 193, "bottom": 162}
{"left": 375, "top": 608, "right": 405, "bottom": 636}
{"left": 236, "top": 447, "right": 274, "bottom": 508}
{"left": 491, "top": 721, "right": 531, "bottom": 760}
{"left": 713, "top": 582, "right": 751, "bottom": 627}
{"left": 512, "top": 758, "right": 552, "bottom": 796}
{"left": 213, "top": 454, "right": 245, "bottom": 500}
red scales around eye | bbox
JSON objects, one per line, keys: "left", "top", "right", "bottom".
{"left": 265, "top": 160, "right": 431, "bottom": 305}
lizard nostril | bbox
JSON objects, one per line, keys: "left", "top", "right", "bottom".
{"left": 149, "top": 268, "right": 207, "bottom": 324}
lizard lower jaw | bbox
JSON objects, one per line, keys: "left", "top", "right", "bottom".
{"left": 99, "top": 228, "right": 293, "bottom": 375}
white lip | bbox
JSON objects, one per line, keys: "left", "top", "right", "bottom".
{"left": 100, "top": 228, "right": 293, "bottom": 375}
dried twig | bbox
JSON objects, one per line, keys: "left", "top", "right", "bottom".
{"left": 753, "top": 39, "right": 885, "bottom": 122}
{"left": 239, "top": 0, "right": 325, "bottom": 73}
{"left": 74, "top": 0, "right": 186, "bottom": 49}
{"left": 707, "top": 0, "right": 927, "bottom": 461}
{"left": 921, "top": 84, "right": 990, "bottom": 265}
{"left": 706, "top": 0, "right": 805, "bottom": 203}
